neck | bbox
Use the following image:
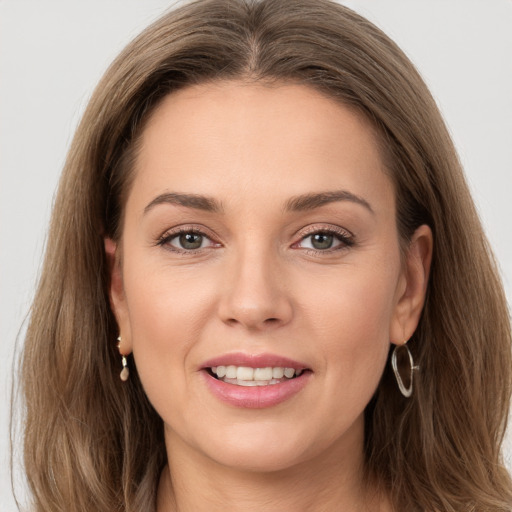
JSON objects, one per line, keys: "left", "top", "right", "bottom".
{"left": 157, "top": 419, "right": 390, "bottom": 512}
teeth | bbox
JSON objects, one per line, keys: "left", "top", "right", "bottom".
{"left": 223, "top": 378, "right": 282, "bottom": 386}
{"left": 236, "top": 367, "right": 254, "bottom": 380}
{"left": 226, "top": 365, "right": 237, "bottom": 379}
{"left": 284, "top": 368, "right": 295, "bottom": 378}
{"left": 254, "top": 367, "right": 273, "bottom": 380}
{"left": 210, "top": 365, "right": 304, "bottom": 384}
{"left": 272, "top": 367, "right": 284, "bottom": 378}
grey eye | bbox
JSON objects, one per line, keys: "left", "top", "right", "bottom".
{"left": 177, "top": 232, "right": 204, "bottom": 250}
{"left": 296, "top": 229, "right": 352, "bottom": 252}
{"left": 310, "top": 233, "right": 334, "bottom": 250}
{"left": 164, "top": 232, "right": 209, "bottom": 250}
{"left": 159, "top": 228, "right": 219, "bottom": 252}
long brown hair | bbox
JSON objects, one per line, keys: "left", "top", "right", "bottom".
{"left": 18, "top": 0, "right": 512, "bottom": 510}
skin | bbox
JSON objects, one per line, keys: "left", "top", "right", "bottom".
{"left": 106, "top": 81, "right": 432, "bottom": 511}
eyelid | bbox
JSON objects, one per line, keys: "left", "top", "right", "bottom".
{"left": 298, "top": 223, "right": 354, "bottom": 239}
{"left": 156, "top": 224, "right": 222, "bottom": 252}
{"left": 154, "top": 223, "right": 354, "bottom": 254}
{"left": 292, "top": 224, "right": 355, "bottom": 252}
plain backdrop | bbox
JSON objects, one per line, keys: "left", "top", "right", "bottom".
{"left": 1, "top": 1, "right": 511, "bottom": 509}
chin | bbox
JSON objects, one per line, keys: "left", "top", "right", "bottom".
{"left": 209, "top": 444, "right": 310, "bottom": 474}
{"left": 185, "top": 421, "right": 333, "bottom": 474}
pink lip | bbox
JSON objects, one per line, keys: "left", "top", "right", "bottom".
{"left": 200, "top": 352, "right": 312, "bottom": 409}
{"left": 201, "top": 352, "right": 309, "bottom": 370}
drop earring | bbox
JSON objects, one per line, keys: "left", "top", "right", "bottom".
{"left": 391, "top": 342, "right": 419, "bottom": 398}
{"left": 117, "top": 336, "right": 130, "bottom": 382}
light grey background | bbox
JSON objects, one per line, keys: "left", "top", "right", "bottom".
{"left": 1, "top": 1, "right": 511, "bottom": 509}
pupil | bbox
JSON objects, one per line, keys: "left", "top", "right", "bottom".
{"left": 180, "top": 233, "right": 202, "bottom": 249}
{"left": 312, "top": 233, "right": 333, "bottom": 250}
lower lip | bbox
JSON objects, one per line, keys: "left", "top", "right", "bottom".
{"left": 202, "top": 371, "right": 311, "bottom": 409}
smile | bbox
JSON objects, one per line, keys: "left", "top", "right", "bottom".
{"left": 209, "top": 366, "right": 304, "bottom": 386}
{"left": 201, "top": 354, "right": 312, "bottom": 408}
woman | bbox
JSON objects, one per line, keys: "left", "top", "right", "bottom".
{"left": 18, "top": 0, "right": 512, "bottom": 510}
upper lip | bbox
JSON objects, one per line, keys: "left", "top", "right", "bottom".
{"left": 201, "top": 352, "right": 310, "bottom": 370}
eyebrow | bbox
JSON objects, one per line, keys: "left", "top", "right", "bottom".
{"left": 144, "top": 192, "right": 223, "bottom": 214}
{"left": 284, "top": 190, "right": 374, "bottom": 214}
{"left": 143, "top": 189, "right": 373, "bottom": 216}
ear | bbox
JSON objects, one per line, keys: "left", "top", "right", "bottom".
{"left": 104, "top": 238, "right": 132, "bottom": 355}
{"left": 390, "top": 224, "right": 433, "bottom": 344}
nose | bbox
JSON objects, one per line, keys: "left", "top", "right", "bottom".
{"left": 217, "top": 246, "right": 294, "bottom": 331}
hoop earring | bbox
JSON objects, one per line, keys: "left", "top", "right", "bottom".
{"left": 391, "top": 343, "right": 419, "bottom": 398}
{"left": 117, "top": 336, "right": 130, "bottom": 382}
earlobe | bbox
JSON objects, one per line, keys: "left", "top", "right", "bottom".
{"left": 390, "top": 224, "right": 433, "bottom": 344}
{"left": 104, "top": 238, "right": 133, "bottom": 354}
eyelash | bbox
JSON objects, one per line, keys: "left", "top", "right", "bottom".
{"left": 156, "top": 226, "right": 220, "bottom": 254}
{"left": 156, "top": 225, "right": 355, "bottom": 255}
{"left": 294, "top": 225, "right": 355, "bottom": 254}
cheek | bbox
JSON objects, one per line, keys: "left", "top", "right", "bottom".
{"left": 125, "top": 254, "right": 217, "bottom": 336}
{"left": 121, "top": 258, "right": 219, "bottom": 404}
{"left": 301, "top": 259, "right": 398, "bottom": 342}
{"left": 297, "top": 260, "right": 399, "bottom": 400}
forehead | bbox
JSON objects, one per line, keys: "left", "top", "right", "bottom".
{"left": 129, "top": 80, "right": 393, "bottom": 215}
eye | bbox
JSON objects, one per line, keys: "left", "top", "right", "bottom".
{"left": 295, "top": 228, "right": 354, "bottom": 252}
{"left": 173, "top": 232, "right": 207, "bottom": 250}
{"left": 157, "top": 228, "right": 219, "bottom": 252}
{"left": 302, "top": 232, "right": 338, "bottom": 250}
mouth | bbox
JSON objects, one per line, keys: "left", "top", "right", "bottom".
{"left": 207, "top": 365, "right": 308, "bottom": 387}
{"left": 201, "top": 353, "right": 312, "bottom": 408}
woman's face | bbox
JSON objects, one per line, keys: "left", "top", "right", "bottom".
{"left": 109, "top": 81, "right": 424, "bottom": 473}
